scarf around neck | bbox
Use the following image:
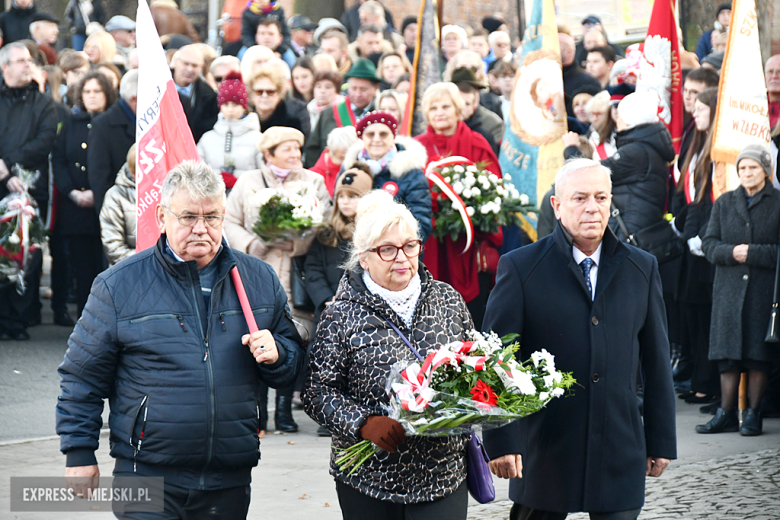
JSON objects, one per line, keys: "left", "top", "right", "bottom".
{"left": 362, "top": 270, "right": 422, "bottom": 328}
{"left": 359, "top": 145, "right": 397, "bottom": 176}
{"left": 268, "top": 163, "right": 295, "bottom": 180}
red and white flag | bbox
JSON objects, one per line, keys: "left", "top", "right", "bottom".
{"left": 135, "top": 0, "right": 199, "bottom": 251}
{"left": 637, "top": 0, "right": 684, "bottom": 153}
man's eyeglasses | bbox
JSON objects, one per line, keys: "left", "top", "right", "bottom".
{"left": 9, "top": 58, "right": 33, "bottom": 66}
{"left": 369, "top": 240, "right": 423, "bottom": 262}
{"left": 165, "top": 208, "right": 224, "bottom": 228}
{"left": 253, "top": 89, "right": 278, "bottom": 97}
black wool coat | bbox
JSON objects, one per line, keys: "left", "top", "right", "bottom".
{"left": 702, "top": 182, "right": 780, "bottom": 363}
{"left": 52, "top": 111, "right": 101, "bottom": 236}
{"left": 304, "top": 235, "right": 350, "bottom": 326}
{"left": 178, "top": 78, "right": 219, "bottom": 144}
{"left": 87, "top": 100, "right": 135, "bottom": 212}
{"left": 482, "top": 223, "right": 677, "bottom": 514}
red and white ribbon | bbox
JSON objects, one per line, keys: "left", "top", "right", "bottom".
{"left": 1, "top": 197, "right": 37, "bottom": 267}
{"left": 424, "top": 156, "right": 475, "bottom": 254}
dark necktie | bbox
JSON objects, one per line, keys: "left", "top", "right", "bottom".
{"left": 579, "top": 258, "right": 594, "bottom": 299}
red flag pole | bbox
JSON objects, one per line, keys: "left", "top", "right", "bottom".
{"left": 230, "top": 267, "right": 259, "bottom": 333}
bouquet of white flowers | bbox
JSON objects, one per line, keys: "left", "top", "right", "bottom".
{"left": 251, "top": 181, "right": 324, "bottom": 242}
{"left": 426, "top": 158, "right": 535, "bottom": 246}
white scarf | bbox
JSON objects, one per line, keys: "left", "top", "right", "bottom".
{"left": 362, "top": 271, "right": 422, "bottom": 328}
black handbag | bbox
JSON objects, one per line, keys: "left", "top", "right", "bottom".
{"left": 611, "top": 203, "right": 684, "bottom": 264}
{"left": 290, "top": 256, "right": 315, "bottom": 311}
{"left": 765, "top": 244, "right": 780, "bottom": 343}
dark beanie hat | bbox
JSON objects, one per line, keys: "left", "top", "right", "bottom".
{"left": 482, "top": 17, "right": 504, "bottom": 33}
{"left": 716, "top": 3, "right": 732, "bottom": 16}
{"left": 401, "top": 16, "right": 417, "bottom": 34}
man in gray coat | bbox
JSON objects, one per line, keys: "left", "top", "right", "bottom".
{"left": 483, "top": 158, "right": 677, "bottom": 520}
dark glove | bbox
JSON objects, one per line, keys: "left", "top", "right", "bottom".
{"left": 359, "top": 416, "right": 406, "bottom": 453}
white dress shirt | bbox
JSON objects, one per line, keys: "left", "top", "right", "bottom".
{"left": 572, "top": 242, "right": 603, "bottom": 300}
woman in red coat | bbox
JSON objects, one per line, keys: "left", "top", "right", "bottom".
{"left": 415, "top": 82, "right": 502, "bottom": 328}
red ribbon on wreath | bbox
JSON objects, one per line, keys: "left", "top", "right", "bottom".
{"left": 424, "top": 156, "right": 476, "bottom": 254}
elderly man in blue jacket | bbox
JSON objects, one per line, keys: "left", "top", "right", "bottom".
{"left": 483, "top": 158, "right": 676, "bottom": 520}
{"left": 56, "top": 161, "right": 303, "bottom": 519}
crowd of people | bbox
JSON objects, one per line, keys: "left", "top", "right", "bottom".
{"left": 0, "top": 0, "right": 776, "bottom": 518}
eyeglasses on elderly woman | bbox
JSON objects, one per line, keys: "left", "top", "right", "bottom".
{"left": 368, "top": 240, "right": 423, "bottom": 261}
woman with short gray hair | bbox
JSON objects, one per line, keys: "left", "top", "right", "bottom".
{"left": 303, "top": 189, "right": 472, "bottom": 519}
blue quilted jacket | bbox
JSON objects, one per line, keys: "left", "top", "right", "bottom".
{"left": 56, "top": 235, "right": 303, "bottom": 489}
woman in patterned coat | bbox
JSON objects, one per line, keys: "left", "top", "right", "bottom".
{"left": 303, "top": 190, "right": 472, "bottom": 519}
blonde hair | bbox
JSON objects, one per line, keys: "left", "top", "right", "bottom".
{"left": 84, "top": 31, "right": 117, "bottom": 64}
{"left": 311, "top": 53, "right": 338, "bottom": 72}
{"left": 585, "top": 90, "right": 611, "bottom": 117}
{"left": 240, "top": 45, "right": 274, "bottom": 83}
{"left": 442, "top": 50, "right": 485, "bottom": 82}
{"left": 345, "top": 190, "right": 420, "bottom": 271}
{"left": 378, "top": 89, "right": 408, "bottom": 126}
{"left": 249, "top": 65, "right": 285, "bottom": 95}
{"left": 421, "top": 82, "right": 464, "bottom": 120}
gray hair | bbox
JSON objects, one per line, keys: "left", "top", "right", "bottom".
{"left": 326, "top": 126, "right": 359, "bottom": 153}
{"left": 210, "top": 55, "right": 240, "bottom": 74}
{"left": 160, "top": 160, "right": 225, "bottom": 208}
{"left": 359, "top": 1, "right": 386, "bottom": 25}
{"left": 0, "top": 42, "right": 28, "bottom": 67}
{"left": 358, "top": 23, "right": 383, "bottom": 38}
{"left": 345, "top": 190, "right": 420, "bottom": 271}
{"left": 554, "top": 158, "right": 612, "bottom": 196}
{"left": 488, "top": 30, "right": 510, "bottom": 48}
{"left": 119, "top": 69, "right": 139, "bottom": 103}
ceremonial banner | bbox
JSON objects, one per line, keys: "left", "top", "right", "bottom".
{"left": 498, "top": 0, "right": 565, "bottom": 216}
{"left": 135, "top": 0, "right": 200, "bottom": 251}
{"left": 711, "top": 0, "right": 770, "bottom": 196}
{"left": 402, "top": 0, "right": 440, "bottom": 136}
{"left": 636, "top": 0, "right": 683, "bottom": 153}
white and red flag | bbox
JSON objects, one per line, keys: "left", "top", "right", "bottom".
{"left": 135, "top": 0, "right": 199, "bottom": 251}
{"left": 637, "top": 0, "right": 683, "bottom": 153}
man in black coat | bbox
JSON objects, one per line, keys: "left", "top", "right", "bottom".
{"left": 173, "top": 45, "right": 219, "bottom": 144}
{"left": 483, "top": 158, "right": 676, "bottom": 520}
{"left": 0, "top": 0, "right": 37, "bottom": 46}
{"left": 559, "top": 33, "right": 602, "bottom": 117}
{"left": 88, "top": 70, "right": 137, "bottom": 212}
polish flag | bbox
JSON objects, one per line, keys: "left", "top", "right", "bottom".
{"left": 636, "top": 0, "right": 684, "bottom": 153}
{"left": 135, "top": 0, "right": 199, "bottom": 251}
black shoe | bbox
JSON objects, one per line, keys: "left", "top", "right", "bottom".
{"left": 317, "top": 426, "right": 331, "bottom": 437}
{"left": 274, "top": 395, "right": 298, "bottom": 433}
{"left": 740, "top": 408, "right": 762, "bottom": 436}
{"left": 10, "top": 330, "right": 30, "bottom": 341}
{"left": 678, "top": 391, "right": 694, "bottom": 400}
{"left": 696, "top": 408, "right": 739, "bottom": 433}
{"left": 685, "top": 393, "right": 717, "bottom": 404}
{"left": 54, "top": 311, "right": 75, "bottom": 327}
{"left": 0, "top": 331, "right": 11, "bottom": 340}
{"left": 700, "top": 400, "right": 721, "bottom": 415}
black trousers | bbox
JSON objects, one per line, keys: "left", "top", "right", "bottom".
{"left": 0, "top": 248, "right": 42, "bottom": 333}
{"left": 112, "top": 481, "right": 250, "bottom": 520}
{"left": 681, "top": 301, "right": 719, "bottom": 395}
{"left": 336, "top": 480, "right": 468, "bottom": 520}
{"left": 66, "top": 234, "right": 105, "bottom": 316}
{"left": 510, "top": 503, "right": 642, "bottom": 520}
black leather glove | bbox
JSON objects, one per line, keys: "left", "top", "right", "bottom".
{"left": 359, "top": 416, "right": 406, "bottom": 452}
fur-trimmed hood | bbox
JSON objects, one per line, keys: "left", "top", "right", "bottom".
{"left": 341, "top": 136, "right": 428, "bottom": 179}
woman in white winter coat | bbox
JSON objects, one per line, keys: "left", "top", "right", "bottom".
{"left": 197, "top": 71, "right": 261, "bottom": 189}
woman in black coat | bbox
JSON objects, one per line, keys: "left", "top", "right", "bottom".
{"left": 52, "top": 71, "right": 116, "bottom": 316}
{"left": 698, "top": 143, "right": 780, "bottom": 436}
{"left": 671, "top": 88, "right": 719, "bottom": 405}
{"left": 249, "top": 67, "right": 310, "bottom": 142}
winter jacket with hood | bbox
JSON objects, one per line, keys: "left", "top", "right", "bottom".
{"left": 303, "top": 266, "right": 471, "bottom": 503}
{"left": 341, "top": 136, "right": 432, "bottom": 242}
{"left": 566, "top": 122, "right": 676, "bottom": 241}
{"left": 56, "top": 235, "right": 304, "bottom": 489}
{"left": 99, "top": 164, "right": 136, "bottom": 265}
{"left": 197, "top": 113, "right": 262, "bottom": 178}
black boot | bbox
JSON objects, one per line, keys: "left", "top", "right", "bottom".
{"left": 696, "top": 408, "right": 739, "bottom": 434}
{"left": 275, "top": 394, "right": 298, "bottom": 433}
{"left": 740, "top": 408, "right": 762, "bottom": 436}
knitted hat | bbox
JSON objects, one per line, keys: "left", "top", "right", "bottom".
{"left": 401, "top": 16, "right": 417, "bottom": 34}
{"left": 482, "top": 17, "right": 504, "bottom": 33}
{"left": 335, "top": 165, "right": 373, "bottom": 197}
{"left": 609, "top": 82, "right": 636, "bottom": 105}
{"left": 442, "top": 25, "right": 468, "bottom": 49}
{"left": 217, "top": 71, "right": 248, "bottom": 110}
{"left": 257, "top": 127, "right": 304, "bottom": 152}
{"left": 617, "top": 91, "right": 659, "bottom": 129}
{"left": 344, "top": 58, "right": 380, "bottom": 83}
{"left": 736, "top": 143, "right": 773, "bottom": 179}
{"left": 716, "top": 3, "right": 732, "bottom": 17}
{"left": 355, "top": 111, "right": 398, "bottom": 138}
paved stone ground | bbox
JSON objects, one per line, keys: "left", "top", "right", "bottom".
{"left": 468, "top": 448, "right": 780, "bottom": 520}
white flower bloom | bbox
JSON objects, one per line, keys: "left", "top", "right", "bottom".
{"left": 480, "top": 205, "right": 491, "bottom": 214}
{"left": 444, "top": 177, "right": 452, "bottom": 184}
{"left": 551, "top": 388, "right": 565, "bottom": 398}
{"left": 492, "top": 204, "right": 500, "bottom": 214}
{"left": 467, "top": 165, "right": 478, "bottom": 173}
{"left": 553, "top": 371, "right": 562, "bottom": 383}
{"left": 8, "top": 234, "right": 20, "bottom": 244}
{"left": 539, "top": 392, "right": 550, "bottom": 401}
{"left": 543, "top": 375, "right": 555, "bottom": 388}
{"left": 466, "top": 206, "right": 475, "bottom": 217}
{"left": 454, "top": 165, "right": 465, "bottom": 173}
{"left": 504, "top": 174, "right": 512, "bottom": 181}
{"left": 494, "top": 197, "right": 502, "bottom": 205}
{"left": 462, "top": 187, "right": 472, "bottom": 199}
{"left": 514, "top": 370, "right": 537, "bottom": 395}
{"left": 519, "top": 194, "right": 530, "bottom": 205}
{"left": 452, "top": 181, "right": 464, "bottom": 194}
{"left": 463, "top": 176, "right": 475, "bottom": 188}
{"left": 471, "top": 187, "right": 481, "bottom": 197}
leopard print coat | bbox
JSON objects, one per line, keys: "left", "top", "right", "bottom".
{"left": 302, "top": 266, "right": 473, "bottom": 504}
